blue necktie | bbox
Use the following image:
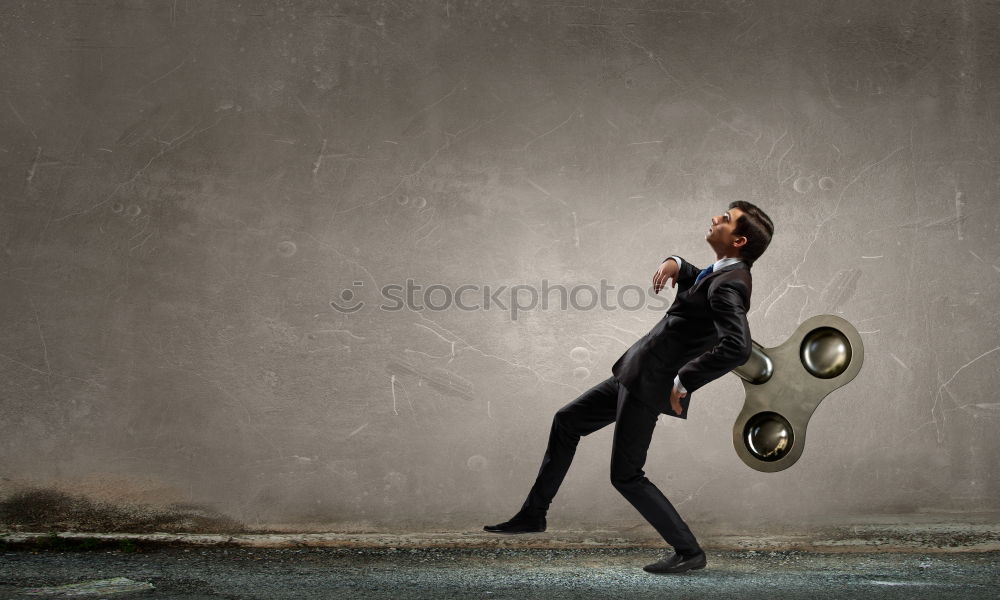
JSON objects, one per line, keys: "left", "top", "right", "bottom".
{"left": 694, "top": 263, "right": 715, "bottom": 285}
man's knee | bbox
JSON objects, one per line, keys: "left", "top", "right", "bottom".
{"left": 610, "top": 461, "right": 642, "bottom": 490}
{"left": 553, "top": 406, "right": 576, "bottom": 430}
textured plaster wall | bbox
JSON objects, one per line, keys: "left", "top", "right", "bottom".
{"left": 0, "top": 0, "right": 998, "bottom": 532}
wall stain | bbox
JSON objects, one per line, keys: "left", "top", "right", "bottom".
{"left": 0, "top": 488, "right": 245, "bottom": 534}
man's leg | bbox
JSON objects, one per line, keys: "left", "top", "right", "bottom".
{"left": 609, "top": 385, "right": 701, "bottom": 555}
{"left": 516, "top": 376, "right": 621, "bottom": 519}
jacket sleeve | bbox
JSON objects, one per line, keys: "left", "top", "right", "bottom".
{"left": 665, "top": 255, "right": 701, "bottom": 288}
{"left": 676, "top": 279, "right": 752, "bottom": 394}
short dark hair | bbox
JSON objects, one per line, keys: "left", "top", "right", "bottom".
{"left": 728, "top": 200, "right": 774, "bottom": 267}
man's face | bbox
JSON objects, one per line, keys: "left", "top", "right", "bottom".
{"left": 706, "top": 207, "right": 747, "bottom": 253}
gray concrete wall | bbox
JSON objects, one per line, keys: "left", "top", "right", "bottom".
{"left": 0, "top": 0, "right": 997, "bottom": 532}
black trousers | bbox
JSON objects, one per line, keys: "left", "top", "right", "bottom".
{"left": 518, "top": 376, "right": 701, "bottom": 554}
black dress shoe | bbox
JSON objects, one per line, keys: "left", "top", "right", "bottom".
{"left": 643, "top": 550, "right": 707, "bottom": 574}
{"left": 483, "top": 515, "right": 546, "bottom": 534}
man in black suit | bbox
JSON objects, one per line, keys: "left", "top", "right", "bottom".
{"left": 485, "top": 201, "right": 774, "bottom": 574}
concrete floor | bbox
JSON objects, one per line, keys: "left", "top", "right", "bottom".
{"left": 2, "top": 517, "right": 998, "bottom": 599}
{"left": 2, "top": 546, "right": 999, "bottom": 599}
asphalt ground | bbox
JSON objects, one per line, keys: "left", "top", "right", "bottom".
{"left": 1, "top": 546, "right": 998, "bottom": 600}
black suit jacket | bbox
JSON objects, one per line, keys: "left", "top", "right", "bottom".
{"left": 611, "top": 257, "right": 753, "bottom": 419}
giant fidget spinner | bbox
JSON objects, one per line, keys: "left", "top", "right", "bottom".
{"left": 730, "top": 314, "right": 864, "bottom": 472}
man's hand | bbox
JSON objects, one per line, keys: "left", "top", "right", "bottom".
{"left": 669, "top": 383, "right": 687, "bottom": 416}
{"left": 653, "top": 258, "right": 680, "bottom": 294}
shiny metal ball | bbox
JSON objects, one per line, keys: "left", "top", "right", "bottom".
{"left": 800, "top": 327, "right": 852, "bottom": 379}
{"left": 743, "top": 412, "right": 794, "bottom": 462}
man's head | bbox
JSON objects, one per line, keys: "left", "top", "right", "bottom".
{"left": 705, "top": 201, "right": 774, "bottom": 266}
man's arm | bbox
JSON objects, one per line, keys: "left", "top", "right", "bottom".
{"left": 657, "top": 255, "right": 704, "bottom": 400}
{"left": 666, "top": 256, "right": 700, "bottom": 288}
{"left": 675, "top": 279, "right": 753, "bottom": 395}
{"left": 654, "top": 256, "right": 700, "bottom": 294}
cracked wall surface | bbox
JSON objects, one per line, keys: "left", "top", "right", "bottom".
{"left": 0, "top": 0, "right": 998, "bottom": 532}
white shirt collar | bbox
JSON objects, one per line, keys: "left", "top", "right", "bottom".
{"left": 712, "top": 257, "right": 743, "bottom": 271}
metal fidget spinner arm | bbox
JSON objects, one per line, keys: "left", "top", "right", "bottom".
{"left": 730, "top": 314, "right": 865, "bottom": 473}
